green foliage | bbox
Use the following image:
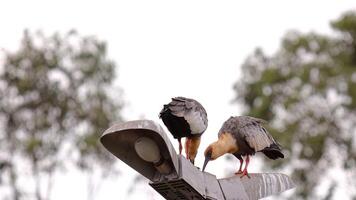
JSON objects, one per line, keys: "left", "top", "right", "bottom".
{"left": 0, "top": 30, "right": 123, "bottom": 199}
{"left": 234, "top": 11, "right": 356, "bottom": 199}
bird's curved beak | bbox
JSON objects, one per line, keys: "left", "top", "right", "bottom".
{"left": 202, "top": 154, "right": 211, "bottom": 172}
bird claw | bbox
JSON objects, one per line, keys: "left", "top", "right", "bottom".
{"left": 185, "top": 155, "right": 190, "bottom": 162}
{"left": 239, "top": 170, "right": 250, "bottom": 178}
{"left": 234, "top": 170, "right": 243, "bottom": 175}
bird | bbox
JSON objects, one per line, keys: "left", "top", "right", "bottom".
{"left": 202, "top": 116, "right": 284, "bottom": 178}
{"left": 159, "top": 97, "right": 208, "bottom": 164}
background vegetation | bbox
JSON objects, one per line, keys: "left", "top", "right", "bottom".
{"left": 234, "top": 11, "right": 356, "bottom": 199}
{"left": 0, "top": 31, "right": 123, "bottom": 200}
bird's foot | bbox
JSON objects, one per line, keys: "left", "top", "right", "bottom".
{"left": 189, "top": 159, "right": 195, "bottom": 165}
{"left": 234, "top": 170, "right": 243, "bottom": 175}
{"left": 239, "top": 170, "right": 250, "bottom": 179}
{"left": 185, "top": 155, "right": 189, "bottom": 160}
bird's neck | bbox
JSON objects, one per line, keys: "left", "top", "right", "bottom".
{"left": 211, "top": 133, "right": 238, "bottom": 160}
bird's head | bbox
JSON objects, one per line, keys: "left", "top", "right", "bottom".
{"left": 202, "top": 142, "right": 222, "bottom": 172}
{"left": 202, "top": 133, "right": 238, "bottom": 172}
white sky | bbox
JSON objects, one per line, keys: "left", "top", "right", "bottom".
{"left": 0, "top": 0, "right": 355, "bottom": 199}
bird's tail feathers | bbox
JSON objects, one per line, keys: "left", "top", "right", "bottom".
{"left": 261, "top": 143, "right": 284, "bottom": 160}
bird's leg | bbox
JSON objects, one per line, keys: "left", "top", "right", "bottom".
{"left": 178, "top": 138, "right": 182, "bottom": 155}
{"left": 186, "top": 136, "right": 201, "bottom": 164}
{"left": 185, "top": 138, "right": 191, "bottom": 160}
{"left": 234, "top": 157, "right": 244, "bottom": 175}
{"left": 240, "top": 155, "right": 250, "bottom": 178}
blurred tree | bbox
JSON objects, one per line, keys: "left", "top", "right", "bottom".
{"left": 0, "top": 30, "right": 123, "bottom": 200}
{"left": 234, "top": 11, "right": 356, "bottom": 199}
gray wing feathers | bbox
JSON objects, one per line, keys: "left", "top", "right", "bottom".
{"left": 218, "top": 116, "right": 264, "bottom": 135}
{"left": 163, "top": 97, "right": 208, "bottom": 132}
{"left": 219, "top": 116, "right": 275, "bottom": 152}
{"left": 169, "top": 97, "right": 206, "bottom": 117}
{"left": 235, "top": 116, "right": 267, "bottom": 127}
{"left": 167, "top": 99, "right": 187, "bottom": 117}
{"left": 241, "top": 125, "right": 274, "bottom": 152}
{"left": 238, "top": 116, "right": 274, "bottom": 151}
